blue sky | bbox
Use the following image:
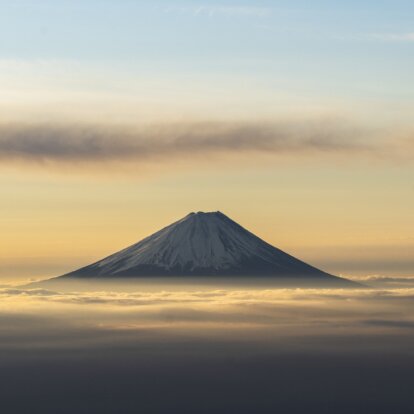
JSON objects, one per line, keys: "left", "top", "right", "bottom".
{"left": 1, "top": 1, "right": 413, "bottom": 90}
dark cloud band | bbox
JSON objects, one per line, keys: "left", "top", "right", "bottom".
{"left": 0, "top": 121, "right": 389, "bottom": 167}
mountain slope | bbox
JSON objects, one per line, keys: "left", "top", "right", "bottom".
{"left": 55, "top": 211, "right": 355, "bottom": 286}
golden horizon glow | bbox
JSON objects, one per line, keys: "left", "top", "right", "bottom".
{"left": 1, "top": 163, "right": 413, "bottom": 282}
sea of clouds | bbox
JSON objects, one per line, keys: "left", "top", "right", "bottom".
{"left": 1, "top": 279, "right": 413, "bottom": 414}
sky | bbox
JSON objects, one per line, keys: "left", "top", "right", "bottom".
{"left": 0, "top": 0, "right": 413, "bottom": 282}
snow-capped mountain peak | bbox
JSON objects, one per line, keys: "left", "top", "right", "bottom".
{"left": 56, "top": 211, "right": 354, "bottom": 285}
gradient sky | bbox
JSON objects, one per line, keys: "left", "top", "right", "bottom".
{"left": 0, "top": 0, "right": 413, "bottom": 281}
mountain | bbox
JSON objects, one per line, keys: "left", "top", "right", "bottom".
{"left": 54, "top": 211, "right": 356, "bottom": 286}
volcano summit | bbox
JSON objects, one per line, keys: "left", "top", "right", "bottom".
{"left": 54, "top": 211, "right": 355, "bottom": 286}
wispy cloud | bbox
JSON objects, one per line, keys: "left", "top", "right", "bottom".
{"left": 159, "top": 5, "right": 270, "bottom": 18}
{"left": 352, "top": 276, "right": 414, "bottom": 289}
{"left": 368, "top": 32, "right": 414, "bottom": 42}
{"left": 0, "top": 119, "right": 404, "bottom": 171}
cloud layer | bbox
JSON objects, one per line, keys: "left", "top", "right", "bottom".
{"left": 2, "top": 283, "right": 414, "bottom": 330}
{"left": 1, "top": 283, "right": 414, "bottom": 413}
